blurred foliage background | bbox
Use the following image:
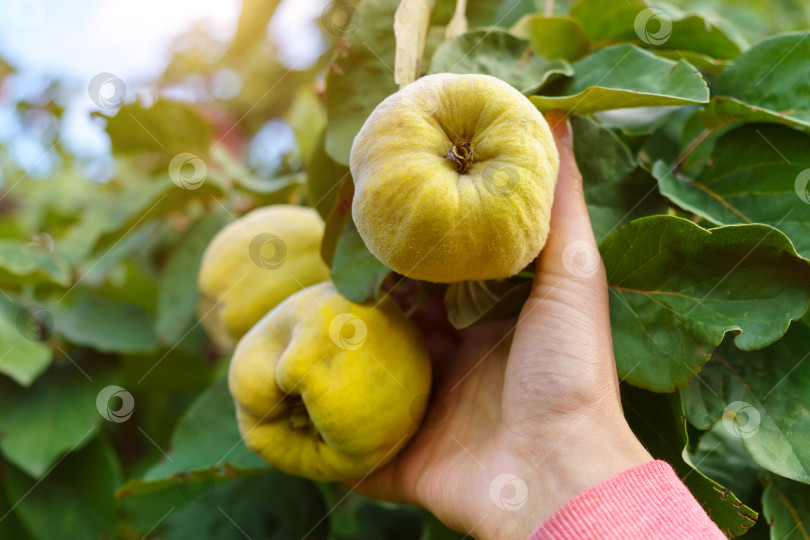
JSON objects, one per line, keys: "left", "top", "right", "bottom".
{"left": 1, "top": 0, "right": 810, "bottom": 538}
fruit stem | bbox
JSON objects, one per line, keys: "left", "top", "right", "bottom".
{"left": 289, "top": 402, "right": 312, "bottom": 430}
{"left": 447, "top": 139, "right": 474, "bottom": 174}
{"left": 287, "top": 401, "right": 324, "bottom": 441}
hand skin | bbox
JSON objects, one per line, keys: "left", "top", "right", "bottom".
{"left": 351, "top": 111, "right": 654, "bottom": 539}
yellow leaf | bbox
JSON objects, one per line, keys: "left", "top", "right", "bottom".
{"left": 394, "top": 0, "right": 436, "bottom": 87}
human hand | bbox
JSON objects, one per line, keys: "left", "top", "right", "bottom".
{"left": 353, "top": 111, "right": 653, "bottom": 539}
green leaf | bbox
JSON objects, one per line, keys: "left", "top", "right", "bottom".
{"left": 686, "top": 423, "right": 766, "bottom": 509}
{"left": 77, "top": 224, "right": 158, "bottom": 288}
{"left": 321, "top": 175, "right": 355, "bottom": 267}
{"left": 444, "top": 278, "right": 531, "bottom": 329}
{"left": 0, "top": 362, "right": 116, "bottom": 478}
{"left": 569, "top": 0, "right": 650, "bottom": 43}
{"left": 430, "top": 0, "right": 501, "bottom": 28}
{"left": 428, "top": 29, "right": 573, "bottom": 94}
{"left": 120, "top": 329, "right": 217, "bottom": 396}
{"left": 511, "top": 15, "right": 590, "bottom": 61}
{"left": 288, "top": 85, "right": 327, "bottom": 163}
{"left": 98, "top": 260, "right": 161, "bottom": 314}
{"left": 54, "top": 180, "right": 167, "bottom": 264}
{"left": 570, "top": 0, "right": 745, "bottom": 59}
{"left": 652, "top": 14, "right": 745, "bottom": 60}
{"left": 0, "top": 485, "right": 32, "bottom": 540}
{"left": 160, "top": 473, "right": 328, "bottom": 540}
{"left": 0, "top": 300, "right": 52, "bottom": 386}
{"left": 421, "top": 511, "right": 468, "bottom": 539}
{"left": 0, "top": 240, "right": 71, "bottom": 287}
{"left": 47, "top": 292, "right": 159, "bottom": 354}
{"left": 208, "top": 146, "right": 300, "bottom": 197}
{"left": 116, "top": 377, "right": 270, "bottom": 498}
{"left": 237, "top": 172, "right": 305, "bottom": 199}
{"left": 682, "top": 319, "right": 810, "bottom": 483}
{"left": 61, "top": 288, "right": 157, "bottom": 345}
{"left": 330, "top": 219, "right": 391, "bottom": 303}
{"left": 647, "top": 108, "right": 710, "bottom": 173}
{"left": 100, "top": 100, "right": 213, "bottom": 156}
{"left": 602, "top": 216, "right": 810, "bottom": 392}
{"left": 700, "top": 96, "right": 810, "bottom": 134}
{"left": 595, "top": 103, "right": 685, "bottom": 136}
{"left": 702, "top": 32, "right": 810, "bottom": 132}
{"left": 3, "top": 435, "right": 122, "bottom": 540}
{"left": 652, "top": 14, "right": 748, "bottom": 60}
{"left": 530, "top": 44, "right": 709, "bottom": 114}
{"left": 761, "top": 476, "right": 810, "bottom": 540}
{"left": 653, "top": 124, "right": 810, "bottom": 259}
{"left": 622, "top": 386, "right": 758, "bottom": 537}
{"left": 57, "top": 175, "right": 222, "bottom": 265}
{"left": 490, "top": 0, "right": 536, "bottom": 28}
{"left": 321, "top": 485, "right": 423, "bottom": 540}
{"left": 155, "top": 213, "right": 228, "bottom": 344}
{"left": 324, "top": 0, "right": 399, "bottom": 166}
{"left": 654, "top": 50, "right": 732, "bottom": 74}
{"left": 307, "top": 131, "right": 350, "bottom": 220}
{"left": 572, "top": 116, "right": 666, "bottom": 242}
{"left": 10, "top": 169, "right": 93, "bottom": 237}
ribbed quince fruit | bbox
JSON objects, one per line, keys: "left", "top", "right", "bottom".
{"left": 197, "top": 205, "right": 329, "bottom": 348}
{"left": 350, "top": 73, "right": 559, "bottom": 283}
{"left": 229, "top": 282, "right": 431, "bottom": 481}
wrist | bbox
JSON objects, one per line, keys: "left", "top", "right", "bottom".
{"left": 478, "top": 414, "right": 653, "bottom": 539}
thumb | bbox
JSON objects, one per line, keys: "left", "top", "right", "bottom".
{"left": 511, "top": 110, "right": 613, "bottom": 359}
{"left": 537, "top": 110, "right": 602, "bottom": 280}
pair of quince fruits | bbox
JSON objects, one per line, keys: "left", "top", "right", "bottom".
{"left": 198, "top": 74, "right": 559, "bottom": 482}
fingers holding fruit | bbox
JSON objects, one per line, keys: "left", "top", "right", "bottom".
{"left": 216, "top": 74, "right": 563, "bottom": 486}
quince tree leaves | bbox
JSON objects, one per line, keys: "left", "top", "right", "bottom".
{"left": 3, "top": 0, "right": 810, "bottom": 538}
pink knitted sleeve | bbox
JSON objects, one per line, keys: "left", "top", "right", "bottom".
{"left": 529, "top": 460, "right": 726, "bottom": 540}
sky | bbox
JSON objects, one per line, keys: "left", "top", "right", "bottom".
{"left": 0, "top": 0, "right": 325, "bottom": 180}
{"left": 1, "top": 0, "right": 240, "bottom": 83}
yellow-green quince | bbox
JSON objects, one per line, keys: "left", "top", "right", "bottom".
{"left": 350, "top": 73, "right": 559, "bottom": 283}
{"left": 229, "top": 282, "right": 431, "bottom": 481}
{"left": 197, "top": 205, "right": 329, "bottom": 348}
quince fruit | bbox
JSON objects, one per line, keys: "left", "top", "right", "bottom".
{"left": 197, "top": 205, "right": 329, "bottom": 347}
{"left": 229, "top": 282, "right": 431, "bottom": 481}
{"left": 350, "top": 73, "right": 559, "bottom": 283}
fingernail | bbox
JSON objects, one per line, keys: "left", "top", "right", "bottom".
{"left": 544, "top": 110, "right": 572, "bottom": 146}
